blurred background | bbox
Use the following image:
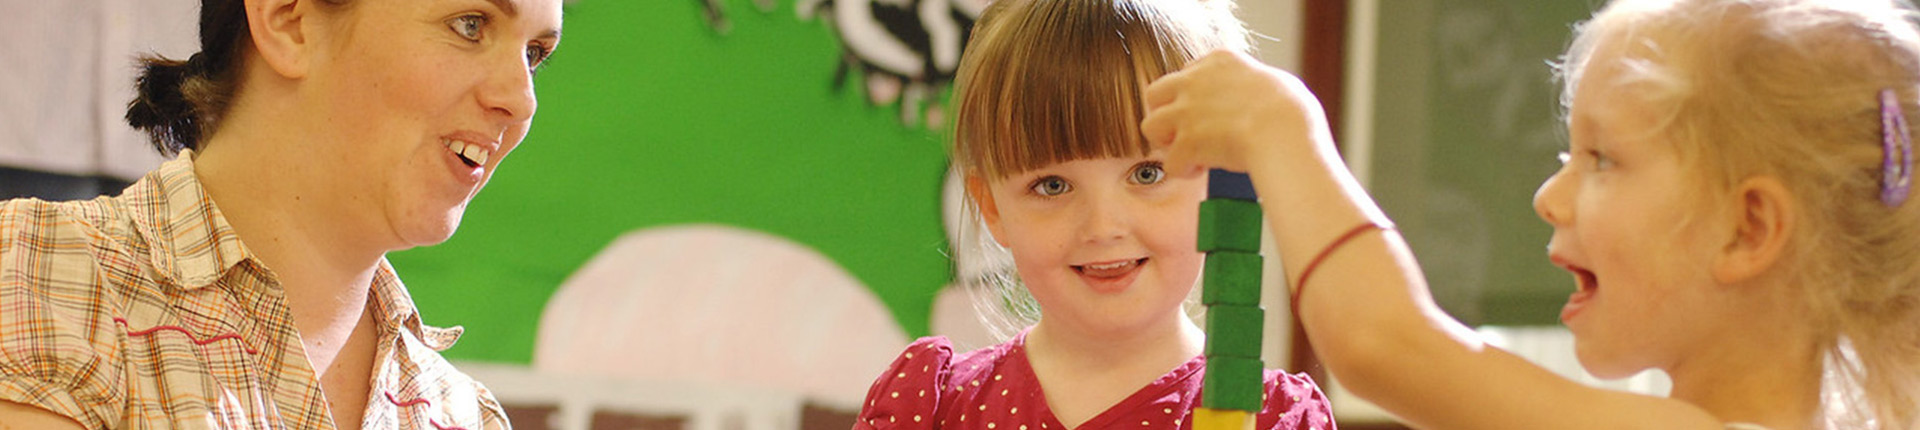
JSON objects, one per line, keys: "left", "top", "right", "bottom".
{"left": 0, "top": 1, "right": 1669, "bottom": 429}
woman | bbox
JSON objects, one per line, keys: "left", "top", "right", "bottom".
{"left": 0, "top": 0, "right": 560, "bottom": 428}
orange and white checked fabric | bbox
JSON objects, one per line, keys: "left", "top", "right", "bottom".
{"left": 0, "top": 152, "right": 509, "bottom": 429}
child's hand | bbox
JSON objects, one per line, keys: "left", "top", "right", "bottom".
{"left": 1142, "top": 50, "right": 1335, "bottom": 179}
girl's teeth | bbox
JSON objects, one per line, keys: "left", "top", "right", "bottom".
{"left": 447, "top": 139, "right": 468, "bottom": 155}
{"left": 1088, "top": 261, "right": 1134, "bottom": 270}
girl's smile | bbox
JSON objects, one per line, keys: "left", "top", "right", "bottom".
{"left": 977, "top": 153, "right": 1207, "bottom": 336}
{"left": 1073, "top": 257, "right": 1150, "bottom": 294}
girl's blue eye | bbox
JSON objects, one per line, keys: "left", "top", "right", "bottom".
{"left": 450, "top": 15, "right": 485, "bottom": 41}
{"left": 1129, "top": 162, "right": 1165, "bottom": 185}
{"left": 1031, "top": 177, "right": 1071, "bottom": 197}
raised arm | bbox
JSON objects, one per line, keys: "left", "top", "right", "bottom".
{"left": 1140, "top": 50, "right": 1722, "bottom": 430}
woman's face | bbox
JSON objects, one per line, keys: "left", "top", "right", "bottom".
{"left": 302, "top": 0, "right": 561, "bottom": 249}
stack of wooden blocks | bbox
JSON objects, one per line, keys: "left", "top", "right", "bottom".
{"left": 1193, "top": 170, "right": 1264, "bottom": 430}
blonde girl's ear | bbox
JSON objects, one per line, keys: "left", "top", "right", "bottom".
{"left": 966, "top": 174, "right": 1010, "bottom": 248}
{"left": 244, "top": 0, "right": 314, "bottom": 79}
{"left": 1711, "top": 176, "right": 1796, "bottom": 285}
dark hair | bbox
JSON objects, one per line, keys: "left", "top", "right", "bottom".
{"left": 125, "top": 0, "right": 253, "bottom": 155}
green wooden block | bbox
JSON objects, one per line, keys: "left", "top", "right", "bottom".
{"left": 1204, "top": 304, "right": 1264, "bottom": 359}
{"left": 1198, "top": 199, "right": 1262, "bottom": 253}
{"left": 1202, "top": 355, "right": 1264, "bottom": 412}
{"left": 1202, "top": 251, "right": 1263, "bottom": 306}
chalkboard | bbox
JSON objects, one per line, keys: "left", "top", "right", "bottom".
{"left": 1364, "top": 0, "right": 1598, "bottom": 325}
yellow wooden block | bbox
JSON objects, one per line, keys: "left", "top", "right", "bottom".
{"left": 1190, "top": 407, "right": 1254, "bottom": 430}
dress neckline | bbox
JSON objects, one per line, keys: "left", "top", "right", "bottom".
{"left": 1005, "top": 330, "right": 1208, "bottom": 430}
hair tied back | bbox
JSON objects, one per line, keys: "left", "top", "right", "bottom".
{"left": 125, "top": 54, "right": 203, "bottom": 155}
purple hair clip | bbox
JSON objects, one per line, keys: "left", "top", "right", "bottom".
{"left": 1881, "top": 88, "right": 1912, "bottom": 207}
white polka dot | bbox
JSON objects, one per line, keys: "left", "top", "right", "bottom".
{"left": 906, "top": 352, "right": 915, "bottom": 359}
{"left": 1022, "top": 426, "right": 1029, "bottom": 430}
{"left": 923, "top": 365, "right": 930, "bottom": 372}
{"left": 989, "top": 423, "right": 998, "bottom": 429}
{"left": 915, "top": 415, "right": 922, "bottom": 423}
{"left": 1141, "top": 420, "right": 1149, "bottom": 426}
{"left": 889, "top": 416, "right": 896, "bottom": 423}
{"left": 962, "top": 414, "right": 968, "bottom": 422}
{"left": 919, "top": 389, "right": 926, "bottom": 397}
{"left": 994, "top": 374, "right": 1003, "bottom": 381}
{"left": 891, "top": 391, "right": 900, "bottom": 398}
{"left": 980, "top": 404, "right": 987, "bottom": 411}
{"left": 897, "top": 372, "right": 907, "bottom": 378}
{"left": 1001, "top": 389, "right": 1009, "bottom": 396}
{"left": 972, "top": 380, "right": 981, "bottom": 386}
{"left": 1163, "top": 408, "right": 1172, "bottom": 415}
{"left": 1011, "top": 407, "right": 1019, "bottom": 415}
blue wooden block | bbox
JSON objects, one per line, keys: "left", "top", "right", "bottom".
{"left": 1209, "top": 169, "right": 1257, "bottom": 201}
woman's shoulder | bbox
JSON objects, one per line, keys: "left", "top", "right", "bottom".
{"left": 0, "top": 197, "right": 144, "bottom": 430}
{"left": 0, "top": 195, "right": 140, "bottom": 252}
{"left": 1, "top": 195, "right": 153, "bottom": 293}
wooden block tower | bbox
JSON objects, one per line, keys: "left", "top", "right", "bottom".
{"left": 1192, "top": 169, "right": 1264, "bottom": 430}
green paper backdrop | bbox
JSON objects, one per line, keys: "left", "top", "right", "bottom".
{"left": 390, "top": 0, "right": 955, "bottom": 364}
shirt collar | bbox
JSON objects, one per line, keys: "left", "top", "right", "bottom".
{"left": 369, "top": 258, "right": 464, "bottom": 351}
{"left": 125, "top": 150, "right": 256, "bottom": 290}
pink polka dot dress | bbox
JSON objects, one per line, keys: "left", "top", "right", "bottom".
{"left": 853, "top": 331, "right": 1336, "bottom": 430}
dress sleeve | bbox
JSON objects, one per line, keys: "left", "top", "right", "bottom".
{"left": 852, "top": 336, "right": 955, "bottom": 430}
{"left": 0, "top": 202, "right": 121, "bottom": 429}
{"left": 1257, "top": 370, "right": 1337, "bottom": 430}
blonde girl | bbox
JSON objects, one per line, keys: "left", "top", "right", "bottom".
{"left": 1142, "top": 0, "right": 1920, "bottom": 429}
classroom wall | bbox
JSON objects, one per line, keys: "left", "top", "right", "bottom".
{"left": 391, "top": 0, "right": 955, "bottom": 366}
{"left": 392, "top": 0, "right": 1303, "bottom": 367}
{"left": 2, "top": 1, "right": 1303, "bottom": 427}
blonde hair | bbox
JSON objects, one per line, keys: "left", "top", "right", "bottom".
{"left": 1561, "top": 1, "right": 1920, "bottom": 427}
{"left": 947, "top": 0, "right": 1248, "bottom": 339}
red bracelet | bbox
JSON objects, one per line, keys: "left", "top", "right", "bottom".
{"left": 1291, "top": 220, "right": 1395, "bottom": 312}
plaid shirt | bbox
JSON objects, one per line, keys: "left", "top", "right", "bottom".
{"left": 0, "top": 153, "right": 509, "bottom": 429}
